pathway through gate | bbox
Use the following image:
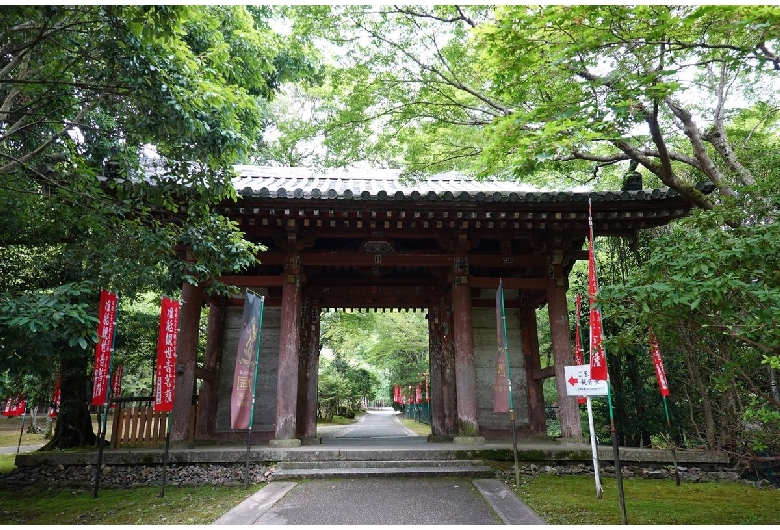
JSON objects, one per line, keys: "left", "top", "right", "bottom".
{"left": 319, "top": 407, "right": 423, "bottom": 445}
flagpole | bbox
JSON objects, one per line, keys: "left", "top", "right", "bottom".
{"left": 576, "top": 294, "right": 602, "bottom": 498}
{"left": 160, "top": 411, "right": 172, "bottom": 497}
{"left": 498, "top": 279, "right": 520, "bottom": 488}
{"left": 245, "top": 296, "right": 265, "bottom": 489}
{"left": 663, "top": 396, "right": 681, "bottom": 486}
{"left": 585, "top": 396, "right": 603, "bottom": 498}
{"left": 158, "top": 296, "right": 181, "bottom": 498}
{"left": 94, "top": 294, "right": 118, "bottom": 499}
{"left": 651, "top": 327, "right": 680, "bottom": 486}
{"left": 589, "top": 199, "right": 626, "bottom": 523}
{"left": 16, "top": 400, "right": 26, "bottom": 454}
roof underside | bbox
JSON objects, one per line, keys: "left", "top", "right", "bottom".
{"left": 217, "top": 166, "right": 700, "bottom": 310}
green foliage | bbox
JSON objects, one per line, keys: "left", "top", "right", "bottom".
{"left": 0, "top": 5, "right": 319, "bottom": 447}
{"left": 599, "top": 189, "right": 780, "bottom": 454}
{"left": 319, "top": 309, "right": 428, "bottom": 402}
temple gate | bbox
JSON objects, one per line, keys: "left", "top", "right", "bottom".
{"left": 169, "top": 166, "right": 701, "bottom": 446}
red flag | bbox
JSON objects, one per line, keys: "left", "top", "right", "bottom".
{"left": 574, "top": 294, "right": 587, "bottom": 405}
{"left": 494, "top": 279, "right": 510, "bottom": 413}
{"left": 154, "top": 297, "right": 180, "bottom": 413}
{"left": 2, "top": 395, "right": 26, "bottom": 416}
{"left": 91, "top": 289, "right": 118, "bottom": 406}
{"left": 110, "top": 365, "right": 124, "bottom": 408}
{"left": 230, "top": 292, "right": 264, "bottom": 429}
{"left": 588, "top": 201, "right": 608, "bottom": 380}
{"left": 649, "top": 327, "right": 670, "bottom": 397}
{"left": 49, "top": 373, "right": 61, "bottom": 417}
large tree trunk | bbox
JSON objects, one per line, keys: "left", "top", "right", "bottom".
{"left": 41, "top": 348, "right": 96, "bottom": 450}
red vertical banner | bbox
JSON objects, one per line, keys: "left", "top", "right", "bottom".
{"left": 49, "top": 373, "right": 61, "bottom": 417}
{"left": 2, "top": 395, "right": 26, "bottom": 416}
{"left": 649, "top": 327, "right": 670, "bottom": 397}
{"left": 110, "top": 365, "right": 124, "bottom": 408}
{"left": 494, "top": 279, "right": 510, "bottom": 413}
{"left": 230, "top": 292, "right": 263, "bottom": 430}
{"left": 154, "top": 297, "right": 180, "bottom": 413}
{"left": 91, "top": 289, "right": 118, "bottom": 406}
{"left": 574, "top": 294, "right": 586, "bottom": 405}
{"left": 416, "top": 383, "right": 422, "bottom": 404}
{"left": 588, "top": 204, "right": 608, "bottom": 381}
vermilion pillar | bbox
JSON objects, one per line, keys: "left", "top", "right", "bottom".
{"left": 171, "top": 281, "right": 203, "bottom": 443}
{"left": 271, "top": 254, "right": 302, "bottom": 447}
{"left": 451, "top": 257, "right": 484, "bottom": 443}
{"left": 547, "top": 264, "right": 582, "bottom": 439}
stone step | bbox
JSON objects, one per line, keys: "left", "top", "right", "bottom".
{"left": 271, "top": 459, "right": 495, "bottom": 480}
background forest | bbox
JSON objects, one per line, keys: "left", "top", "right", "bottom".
{"left": 1, "top": 6, "right": 778, "bottom": 470}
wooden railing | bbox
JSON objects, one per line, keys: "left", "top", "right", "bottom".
{"left": 110, "top": 396, "right": 168, "bottom": 449}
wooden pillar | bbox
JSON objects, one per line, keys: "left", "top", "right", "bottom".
{"left": 297, "top": 298, "right": 320, "bottom": 442}
{"left": 451, "top": 256, "right": 484, "bottom": 443}
{"left": 170, "top": 281, "right": 203, "bottom": 443}
{"left": 270, "top": 253, "right": 303, "bottom": 447}
{"left": 296, "top": 297, "right": 311, "bottom": 439}
{"left": 428, "top": 302, "right": 445, "bottom": 438}
{"left": 441, "top": 302, "right": 457, "bottom": 436}
{"left": 520, "top": 303, "right": 548, "bottom": 437}
{"left": 547, "top": 263, "right": 582, "bottom": 439}
{"left": 195, "top": 297, "right": 225, "bottom": 439}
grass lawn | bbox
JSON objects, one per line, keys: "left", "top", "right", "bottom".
{"left": 509, "top": 474, "right": 780, "bottom": 525}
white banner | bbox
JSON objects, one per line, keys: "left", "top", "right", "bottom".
{"left": 564, "top": 365, "right": 608, "bottom": 396}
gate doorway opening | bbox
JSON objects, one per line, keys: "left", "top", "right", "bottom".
{"left": 316, "top": 308, "right": 432, "bottom": 440}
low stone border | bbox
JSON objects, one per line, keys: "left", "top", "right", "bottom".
{"left": 495, "top": 463, "right": 777, "bottom": 489}
{"left": 1, "top": 461, "right": 775, "bottom": 490}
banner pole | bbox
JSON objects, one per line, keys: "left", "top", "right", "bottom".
{"left": 607, "top": 381, "right": 627, "bottom": 524}
{"left": 245, "top": 296, "right": 265, "bottom": 489}
{"left": 498, "top": 279, "right": 520, "bottom": 487}
{"left": 160, "top": 412, "right": 172, "bottom": 497}
{"left": 586, "top": 396, "right": 603, "bottom": 498}
{"left": 16, "top": 401, "right": 26, "bottom": 454}
{"left": 663, "top": 396, "right": 681, "bottom": 486}
{"left": 94, "top": 294, "right": 118, "bottom": 499}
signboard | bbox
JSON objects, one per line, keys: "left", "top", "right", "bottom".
{"left": 564, "top": 365, "right": 608, "bottom": 396}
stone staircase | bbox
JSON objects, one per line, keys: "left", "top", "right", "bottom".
{"left": 270, "top": 459, "right": 495, "bottom": 481}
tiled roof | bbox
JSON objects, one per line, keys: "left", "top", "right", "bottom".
{"left": 232, "top": 165, "right": 710, "bottom": 203}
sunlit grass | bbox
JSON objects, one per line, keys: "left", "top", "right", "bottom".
{"left": 511, "top": 474, "right": 780, "bottom": 525}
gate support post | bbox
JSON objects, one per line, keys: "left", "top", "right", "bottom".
{"left": 171, "top": 281, "right": 203, "bottom": 443}
{"left": 451, "top": 258, "right": 484, "bottom": 444}
{"left": 547, "top": 264, "right": 583, "bottom": 440}
{"left": 270, "top": 254, "right": 303, "bottom": 447}
{"left": 428, "top": 302, "right": 446, "bottom": 440}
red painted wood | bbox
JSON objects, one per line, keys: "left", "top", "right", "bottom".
{"left": 451, "top": 279, "right": 479, "bottom": 436}
{"left": 274, "top": 258, "right": 302, "bottom": 441}
{"left": 546, "top": 272, "right": 582, "bottom": 439}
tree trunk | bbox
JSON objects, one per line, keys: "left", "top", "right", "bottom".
{"left": 41, "top": 349, "right": 96, "bottom": 450}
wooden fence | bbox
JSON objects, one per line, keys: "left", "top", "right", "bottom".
{"left": 110, "top": 397, "right": 168, "bottom": 449}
